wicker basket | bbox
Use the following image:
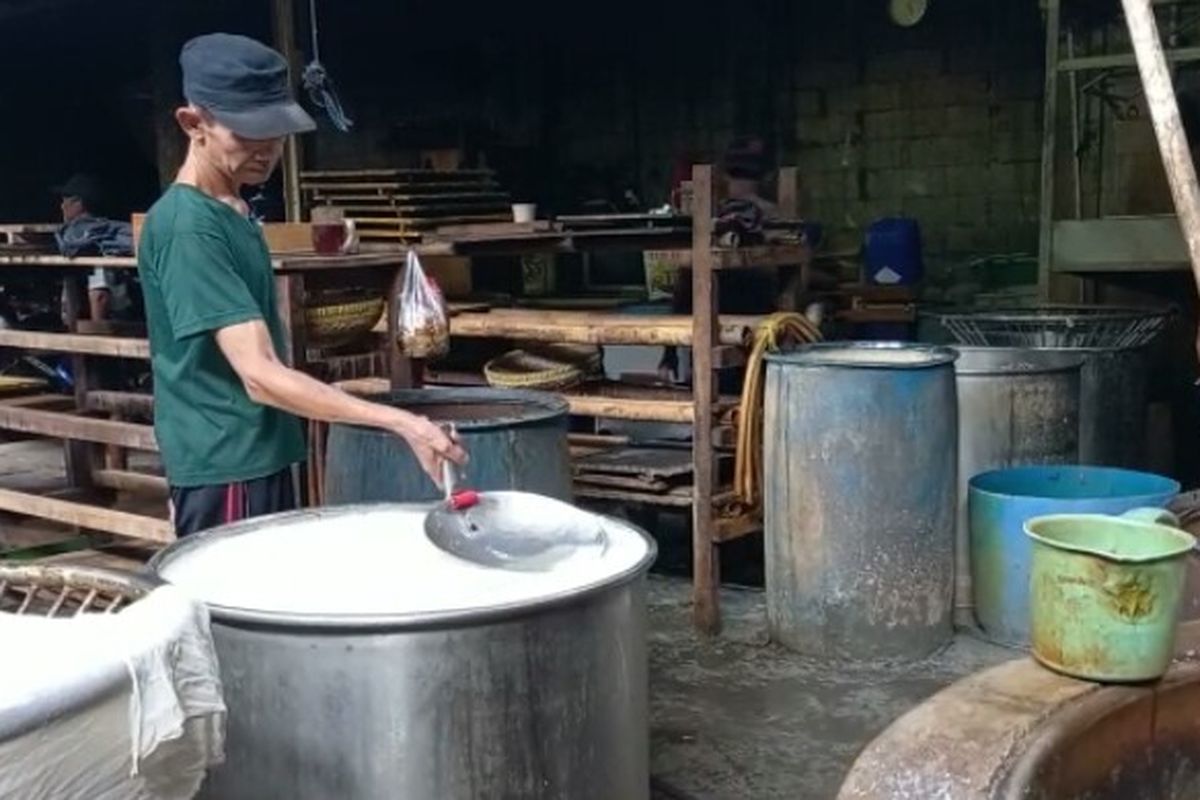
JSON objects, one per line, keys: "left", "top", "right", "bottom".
{"left": 0, "top": 565, "right": 158, "bottom": 617}
{"left": 484, "top": 343, "right": 602, "bottom": 390}
{"left": 306, "top": 297, "right": 386, "bottom": 348}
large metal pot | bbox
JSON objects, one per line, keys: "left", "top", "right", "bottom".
{"left": 952, "top": 348, "right": 1082, "bottom": 624}
{"left": 149, "top": 504, "right": 656, "bottom": 800}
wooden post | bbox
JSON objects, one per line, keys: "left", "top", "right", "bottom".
{"left": 275, "top": 272, "right": 314, "bottom": 504}
{"left": 272, "top": 0, "right": 305, "bottom": 222}
{"left": 1121, "top": 0, "right": 1200, "bottom": 296}
{"left": 691, "top": 164, "right": 720, "bottom": 634}
{"left": 1037, "top": 0, "right": 1061, "bottom": 301}
{"left": 61, "top": 273, "right": 100, "bottom": 507}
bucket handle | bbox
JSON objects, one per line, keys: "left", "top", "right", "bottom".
{"left": 1121, "top": 508, "right": 1200, "bottom": 558}
{"left": 1120, "top": 507, "right": 1181, "bottom": 527}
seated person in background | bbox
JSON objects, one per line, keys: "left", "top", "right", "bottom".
{"left": 658, "top": 138, "right": 794, "bottom": 385}
{"left": 55, "top": 174, "right": 138, "bottom": 323}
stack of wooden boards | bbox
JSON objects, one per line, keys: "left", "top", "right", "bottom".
{"left": 300, "top": 169, "right": 512, "bottom": 245}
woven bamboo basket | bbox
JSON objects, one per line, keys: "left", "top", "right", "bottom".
{"left": 306, "top": 297, "right": 386, "bottom": 348}
{"left": 0, "top": 565, "right": 158, "bottom": 617}
{"left": 484, "top": 343, "right": 603, "bottom": 390}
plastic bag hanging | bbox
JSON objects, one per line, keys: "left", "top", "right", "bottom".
{"left": 396, "top": 249, "right": 449, "bottom": 359}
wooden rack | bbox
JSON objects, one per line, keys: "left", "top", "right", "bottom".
{"left": 301, "top": 168, "right": 513, "bottom": 244}
{"left": 0, "top": 251, "right": 410, "bottom": 548}
{"left": 436, "top": 164, "right": 810, "bottom": 633}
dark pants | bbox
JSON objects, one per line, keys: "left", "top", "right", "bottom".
{"left": 170, "top": 468, "right": 297, "bottom": 537}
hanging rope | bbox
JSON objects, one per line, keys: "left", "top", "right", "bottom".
{"left": 302, "top": 0, "right": 353, "bottom": 132}
{"left": 730, "top": 312, "right": 823, "bottom": 514}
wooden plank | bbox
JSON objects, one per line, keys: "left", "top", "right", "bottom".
{"left": 573, "top": 473, "right": 670, "bottom": 492}
{"left": 0, "top": 393, "right": 75, "bottom": 411}
{"left": 450, "top": 310, "right": 761, "bottom": 346}
{"left": 75, "top": 320, "right": 148, "bottom": 337}
{"left": 91, "top": 469, "right": 168, "bottom": 496}
{"left": 301, "top": 181, "right": 500, "bottom": 193}
{"left": 572, "top": 447, "right": 694, "bottom": 479}
{"left": 0, "top": 329, "right": 150, "bottom": 359}
{"left": 309, "top": 191, "right": 509, "bottom": 204}
{"left": 356, "top": 214, "right": 513, "bottom": 231}
{"left": 85, "top": 390, "right": 154, "bottom": 417}
{"left": 0, "top": 487, "right": 171, "bottom": 543}
{"left": 574, "top": 483, "right": 738, "bottom": 509}
{"left": 564, "top": 392, "right": 695, "bottom": 423}
{"left": 691, "top": 163, "right": 720, "bottom": 634}
{"left": 0, "top": 406, "right": 157, "bottom": 450}
{"left": 644, "top": 244, "right": 810, "bottom": 270}
{"left": 301, "top": 168, "right": 495, "bottom": 179}
{"left": 435, "top": 221, "right": 556, "bottom": 237}
{"left": 714, "top": 513, "right": 762, "bottom": 542}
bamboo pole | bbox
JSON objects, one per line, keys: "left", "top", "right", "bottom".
{"left": 450, "top": 311, "right": 760, "bottom": 346}
{"left": 1121, "top": 0, "right": 1200, "bottom": 295}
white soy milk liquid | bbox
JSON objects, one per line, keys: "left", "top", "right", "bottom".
{"left": 157, "top": 506, "right": 651, "bottom": 616}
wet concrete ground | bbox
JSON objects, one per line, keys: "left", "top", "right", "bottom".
{"left": 646, "top": 577, "right": 1016, "bottom": 800}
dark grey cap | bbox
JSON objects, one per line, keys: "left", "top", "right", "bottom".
{"left": 53, "top": 174, "right": 102, "bottom": 206}
{"left": 180, "top": 33, "right": 316, "bottom": 139}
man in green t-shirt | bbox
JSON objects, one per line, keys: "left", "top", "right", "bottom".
{"left": 139, "top": 33, "right": 465, "bottom": 536}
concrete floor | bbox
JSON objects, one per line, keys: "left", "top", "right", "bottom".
{"left": 646, "top": 579, "right": 1016, "bottom": 800}
{"left": 0, "top": 440, "right": 1019, "bottom": 800}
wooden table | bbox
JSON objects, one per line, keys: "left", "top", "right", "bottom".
{"left": 0, "top": 251, "right": 410, "bottom": 546}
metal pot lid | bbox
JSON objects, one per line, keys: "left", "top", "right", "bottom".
{"left": 148, "top": 503, "right": 656, "bottom": 628}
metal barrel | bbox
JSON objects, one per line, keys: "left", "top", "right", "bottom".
{"left": 1070, "top": 346, "right": 1151, "bottom": 469}
{"left": 952, "top": 347, "right": 1082, "bottom": 625}
{"left": 969, "top": 466, "right": 1179, "bottom": 647}
{"left": 324, "top": 388, "right": 572, "bottom": 505}
{"left": 763, "top": 342, "right": 959, "bottom": 660}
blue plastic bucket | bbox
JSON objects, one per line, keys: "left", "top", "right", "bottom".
{"left": 968, "top": 466, "right": 1179, "bottom": 647}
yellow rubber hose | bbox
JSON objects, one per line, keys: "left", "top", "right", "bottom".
{"left": 731, "top": 313, "right": 823, "bottom": 514}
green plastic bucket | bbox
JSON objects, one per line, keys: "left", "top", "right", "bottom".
{"left": 1025, "top": 508, "right": 1196, "bottom": 683}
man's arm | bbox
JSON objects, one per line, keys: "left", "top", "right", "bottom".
{"left": 215, "top": 319, "right": 466, "bottom": 483}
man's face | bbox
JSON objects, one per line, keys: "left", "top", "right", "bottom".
{"left": 60, "top": 196, "right": 86, "bottom": 223}
{"left": 184, "top": 107, "right": 285, "bottom": 186}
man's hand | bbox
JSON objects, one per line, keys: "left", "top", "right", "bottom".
{"left": 388, "top": 412, "right": 467, "bottom": 487}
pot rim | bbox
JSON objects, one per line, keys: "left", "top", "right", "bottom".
{"left": 968, "top": 465, "right": 1180, "bottom": 503}
{"left": 1023, "top": 513, "right": 1197, "bottom": 563}
{"left": 331, "top": 387, "right": 569, "bottom": 433}
{"left": 147, "top": 503, "right": 658, "bottom": 630}
{"left": 765, "top": 340, "right": 959, "bottom": 369}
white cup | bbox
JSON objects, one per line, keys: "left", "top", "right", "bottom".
{"left": 512, "top": 203, "right": 537, "bottom": 223}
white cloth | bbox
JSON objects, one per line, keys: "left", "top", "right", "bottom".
{"left": 0, "top": 585, "right": 226, "bottom": 799}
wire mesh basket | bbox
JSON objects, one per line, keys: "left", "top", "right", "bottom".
{"left": 0, "top": 565, "right": 158, "bottom": 617}
{"left": 923, "top": 305, "right": 1173, "bottom": 349}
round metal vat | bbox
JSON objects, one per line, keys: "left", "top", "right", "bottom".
{"left": 952, "top": 348, "right": 1082, "bottom": 625}
{"left": 1055, "top": 346, "right": 1150, "bottom": 470}
{"left": 969, "top": 466, "right": 1179, "bottom": 647}
{"left": 325, "top": 388, "right": 572, "bottom": 505}
{"left": 763, "top": 342, "right": 959, "bottom": 660}
{"left": 149, "top": 504, "right": 656, "bottom": 800}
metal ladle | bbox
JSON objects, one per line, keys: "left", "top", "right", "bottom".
{"left": 423, "top": 429, "right": 609, "bottom": 571}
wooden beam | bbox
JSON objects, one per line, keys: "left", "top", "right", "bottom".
{"left": 1037, "top": 0, "right": 1061, "bottom": 300}
{"left": 91, "top": 469, "right": 169, "bottom": 497}
{"left": 691, "top": 164, "right": 720, "bottom": 635}
{"left": 0, "top": 406, "right": 157, "bottom": 450}
{"left": 0, "top": 329, "right": 150, "bottom": 359}
{"left": 450, "top": 310, "right": 760, "bottom": 346}
{"left": 1121, "top": 0, "right": 1200, "bottom": 297}
{"left": 85, "top": 391, "right": 154, "bottom": 418}
{"left": 0, "top": 488, "right": 171, "bottom": 543}
{"left": 271, "top": 0, "right": 304, "bottom": 222}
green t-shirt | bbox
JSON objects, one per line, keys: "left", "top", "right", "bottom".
{"left": 137, "top": 184, "right": 305, "bottom": 487}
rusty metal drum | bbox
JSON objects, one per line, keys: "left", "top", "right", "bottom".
{"left": 763, "top": 342, "right": 959, "bottom": 660}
